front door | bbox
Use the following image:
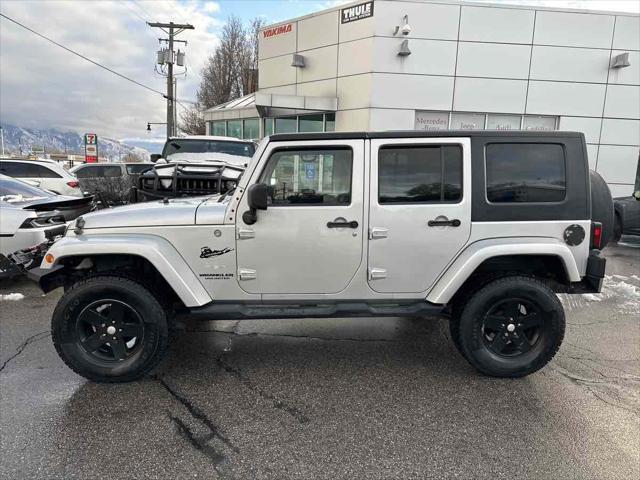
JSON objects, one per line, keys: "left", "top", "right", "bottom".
{"left": 236, "top": 140, "right": 365, "bottom": 295}
{"left": 367, "top": 138, "right": 472, "bottom": 293}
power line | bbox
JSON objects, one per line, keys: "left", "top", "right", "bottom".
{"left": 0, "top": 12, "right": 165, "bottom": 98}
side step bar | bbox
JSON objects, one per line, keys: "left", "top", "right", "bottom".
{"left": 188, "top": 301, "right": 445, "bottom": 320}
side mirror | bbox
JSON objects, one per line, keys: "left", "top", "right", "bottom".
{"left": 150, "top": 153, "right": 162, "bottom": 163}
{"left": 242, "top": 183, "right": 268, "bottom": 225}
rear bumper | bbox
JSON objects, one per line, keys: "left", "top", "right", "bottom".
{"left": 569, "top": 249, "right": 606, "bottom": 294}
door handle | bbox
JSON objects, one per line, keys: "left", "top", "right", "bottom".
{"left": 428, "top": 218, "right": 461, "bottom": 227}
{"left": 327, "top": 220, "right": 359, "bottom": 229}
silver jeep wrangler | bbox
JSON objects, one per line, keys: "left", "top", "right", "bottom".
{"left": 31, "top": 131, "right": 612, "bottom": 382}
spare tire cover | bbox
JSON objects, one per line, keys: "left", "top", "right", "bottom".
{"left": 589, "top": 170, "right": 614, "bottom": 248}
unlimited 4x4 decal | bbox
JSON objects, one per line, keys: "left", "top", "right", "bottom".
{"left": 200, "top": 246, "right": 234, "bottom": 258}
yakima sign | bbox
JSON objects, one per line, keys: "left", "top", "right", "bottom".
{"left": 263, "top": 23, "right": 292, "bottom": 38}
{"left": 341, "top": 1, "right": 374, "bottom": 24}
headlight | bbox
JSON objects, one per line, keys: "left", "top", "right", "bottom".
{"left": 160, "top": 179, "right": 173, "bottom": 189}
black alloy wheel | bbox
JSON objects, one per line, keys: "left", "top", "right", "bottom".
{"left": 76, "top": 299, "right": 145, "bottom": 362}
{"left": 482, "top": 298, "right": 543, "bottom": 357}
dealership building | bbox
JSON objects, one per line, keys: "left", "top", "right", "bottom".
{"left": 203, "top": 0, "right": 640, "bottom": 197}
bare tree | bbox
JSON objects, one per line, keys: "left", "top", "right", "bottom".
{"left": 179, "top": 16, "right": 265, "bottom": 136}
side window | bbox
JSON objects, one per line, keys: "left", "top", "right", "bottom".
{"left": 103, "top": 166, "right": 123, "bottom": 177}
{"left": 32, "top": 164, "right": 61, "bottom": 178}
{"left": 259, "top": 148, "right": 352, "bottom": 205}
{"left": 75, "top": 167, "right": 96, "bottom": 178}
{"left": 486, "top": 143, "right": 566, "bottom": 203}
{"left": 378, "top": 145, "right": 462, "bottom": 203}
{"left": 0, "top": 162, "right": 29, "bottom": 177}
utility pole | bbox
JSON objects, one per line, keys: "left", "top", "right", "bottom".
{"left": 147, "top": 22, "right": 193, "bottom": 139}
{"left": 0, "top": 126, "right": 4, "bottom": 156}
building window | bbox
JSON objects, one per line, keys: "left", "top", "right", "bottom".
{"left": 415, "top": 111, "right": 449, "bottom": 131}
{"left": 259, "top": 148, "right": 353, "bottom": 205}
{"left": 523, "top": 115, "right": 557, "bottom": 131}
{"left": 486, "top": 143, "right": 566, "bottom": 203}
{"left": 450, "top": 112, "right": 485, "bottom": 130}
{"left": 414, "top": 111, "right": 558, "bottom": 132}
{"left": 487, "top": 114, "right": 521, "bottom": 131}
{"left": 211, "top": 121, "right": 226, "bottom": 136}
{"left": 275, "top": 117, "right": 297, "bottom": 134}
{"left": 325, "top": 113, "right": 335, "bottom": 132}
{"left": 299, "top": 114, "right": 324, "bottom": 133}
{"left": 264, "top": 118, "right": 274, "bottom": 136}
{"left": 243, "top": 119, "right": 260, "bottom": 139}
{"left": 227, "top": 120, "right": 242, "bottom": 138}
{"left": 378, "top": 145, "right": 462, "bottom": 204}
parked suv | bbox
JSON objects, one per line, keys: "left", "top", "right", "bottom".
{"left": 135, "top": 136, "right": 254, "bottom": 201}
{"left": 31, "top": 131, "right": 612, "bottom": 383}
{"left": 71, "top": 162, "right": 152, "bottom": 205}
{"left": 0, "top": 158, "right": 82, "bottom": 197}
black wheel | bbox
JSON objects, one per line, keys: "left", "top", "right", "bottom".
{"left": 452, "top": 276, "right": 565, "bottom": 378}
{"left": 52, "top": 275, "right": 169, "bottom": 383}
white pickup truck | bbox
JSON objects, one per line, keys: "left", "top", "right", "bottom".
{"left": 31, "top": 130, "right": 612, "bottom": 383}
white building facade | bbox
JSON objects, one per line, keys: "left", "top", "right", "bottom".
{"left": 204, "top": 0, "right": 640, "bottom": 197}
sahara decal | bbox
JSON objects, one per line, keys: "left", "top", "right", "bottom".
{"left": 200, "top": 246, "right": 234, "bottom": 258}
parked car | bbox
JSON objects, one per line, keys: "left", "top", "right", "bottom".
{"left": 613, "top": 158, "right": 640, "bottom": 240}
{"left": 70, "top": 162, "right": 153, "bottom": 205}
{"left": 0, "top": 158, "right": 82, "bottom": 197}
{"left": 0, "top": 174, "right": 94, "bottom": 220}
{"left": 0, "top": 175, "right": 94, "bottom": 275}
{"left": 136, "top": 136, "right": 254, "bottom": 201}
{"left": 31, "top": 130, "right": 611, "bottom": 383}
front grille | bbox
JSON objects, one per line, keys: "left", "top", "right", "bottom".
{"left": 177, "top": 177, "right": 218, "bottom": 193}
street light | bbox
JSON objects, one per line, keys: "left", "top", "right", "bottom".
{"left": 147, "top": 122, "right": 167, "bottom": 133}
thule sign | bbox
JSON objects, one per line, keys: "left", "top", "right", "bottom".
{"left": 341, "top": 1, "right": 374, "bottom": 24}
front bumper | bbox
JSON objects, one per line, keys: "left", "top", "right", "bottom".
{"left": 569, "top": 249, "right": 606, "bottom": 294}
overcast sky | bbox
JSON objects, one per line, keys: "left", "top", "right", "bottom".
{"left": 0, "top": 0, "right": 638, "bottom": 147}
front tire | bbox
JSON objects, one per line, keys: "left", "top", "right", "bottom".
{"left": 52, "top": 275, "right": 169, "bottom": 383}
{"left": 452, "top": 276, "right": 565, "bottom": 378}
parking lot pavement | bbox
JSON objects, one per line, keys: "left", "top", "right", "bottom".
{"left": 1, "top": 243, "right": 639, "bottom": 480}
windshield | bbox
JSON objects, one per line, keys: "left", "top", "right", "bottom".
{"left": 163, "top": 139, "right": 255, "bottom": 158}
{"left": 0, "top": 176, "right": 53, "bottom": 203}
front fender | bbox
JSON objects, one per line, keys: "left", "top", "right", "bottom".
{"left": 40, "top": 234, "right": 211, "bottom": 307}
{"left": 426, "top": 237, "right": 581, "bottom": 304}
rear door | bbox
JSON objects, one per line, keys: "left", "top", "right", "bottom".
{"left": 367, "top": 137, "right": 472, "bottom": 293}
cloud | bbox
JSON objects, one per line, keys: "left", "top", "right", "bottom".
{"left": 0, "top": 0, "right": 223, "bottom": 140}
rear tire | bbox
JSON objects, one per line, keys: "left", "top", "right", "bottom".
{"left": 452, "top": 276, "right": 565, "bottom": 378}
{"left": 52, "top": 275, "right": 169, "bottom": 383}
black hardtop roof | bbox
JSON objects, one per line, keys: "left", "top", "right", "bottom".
{"left": 269, "top": 130, "right": 584, "bottom": 142}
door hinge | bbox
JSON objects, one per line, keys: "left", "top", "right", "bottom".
{"left": 369, "top": 227, "right": 389, "bottom": 239}
{"left": 237, "top": 228, "right": 255, "bottom": 239}
{"left": 238, "top": 268, "right": 257, "bottom": 281}
{"left": 368, "top": 268, "right": 387, "bottom": 280}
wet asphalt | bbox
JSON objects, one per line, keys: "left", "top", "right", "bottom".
{"left": 1, "top": 241, "right": 639, "bottom": 479}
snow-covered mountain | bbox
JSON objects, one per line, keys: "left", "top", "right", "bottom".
{"left": 0, "top": 124, "right": 150, "bottom": 162}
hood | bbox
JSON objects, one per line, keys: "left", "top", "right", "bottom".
{"left": 81, "top": 197, "right": 209, "bottom": 229}
{"left": 166, "top": 152, "right": 248, "bottom": 166}
{"left": 79, "top": 196, "right": 230, "bottom": 228}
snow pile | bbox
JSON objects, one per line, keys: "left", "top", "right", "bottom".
{"left": 0, "top": 293, "right": 25, "bottom": 301}
{"left": 560, "top": 275, "right": 640, "bottom": 313}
